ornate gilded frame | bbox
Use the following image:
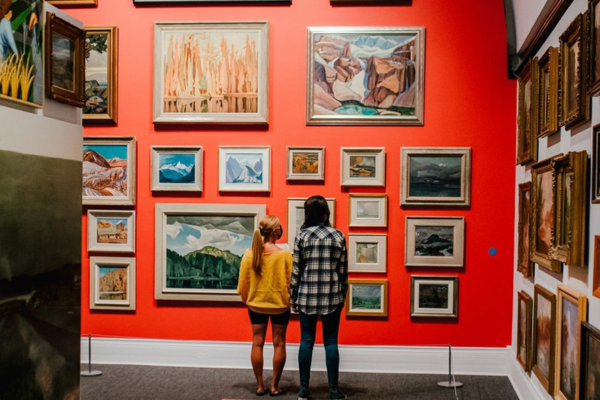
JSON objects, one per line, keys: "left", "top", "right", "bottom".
{"left": 537, "top": 47, "right": 559, "bottom": 137}
{"left": 593, "top": 124, "right": 600, "bottom": 203}
{"left": 532, "top": 284, "right": 557, "bottom": 395}
{"left": 517, "top": 57, "right": 539, "bottom": 165}
{"left": 517, "top": 182, "right": 534, "bottom": 277}
{"left": 581, "top": 322, "right": 600, "bottom": 398}
{"left": 588, "top": 0, "right": 600, "bottom": 95}
{"left": 517, "top": 290, "right": 533, "bottom": 373}
{"left": 593, "top": 236, "right": 600, "bottom": 299}
{"left": 530, "top": 156, "right": 558, "bottom": 272}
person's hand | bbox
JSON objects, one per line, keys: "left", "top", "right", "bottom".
{"left": 291, "top": 304, "right": 298, "bottom": 314}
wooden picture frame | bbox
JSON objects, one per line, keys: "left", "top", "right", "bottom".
{"left": 530, "top": 155, "right": 558, "bottom": 272}
{"left": 517, "top": 290, "right": 533, "bottom": 372}
{"left": 594, "top": 236, "right": 600, "bottom": 299}
{"left": 151, "top": 146, "right": 203, "bottom": 192}
{"left": 153, "top": 21, "right": 269, "bottom": 125}
{"left": 517, "top": 182, "right": 534, "bottom": 277}
{"left": 400, "top": 147, "right": 471, "bottom": 207}
{"left": 306, "top": 26, "right": 425, "bottom": 126}
{"left": 47, "top": 0, "right": 98, "bottom": 7}
{"left": 580, "top": 322, "right": 600, "bottom": 400}
{"left": 155, "top": 203, "right": 266, "bottom": 301}
{"left": 84, "top": 26, "right": 118, "bottom": 124}
{"left": 87, "top": 210, "right": 135, "bottom": 253}
{"left": 90, "top": 256, "right": 136, "bottom": 311}
{"left": 537, "top": 47, "right": 559, "bottom": 137}
{"left": 532, "top": 284, "right": 557, "bottom": 395}
{"left": 348, "top": 194, "right": 388, "bottom": 228}
{"left": 287, "top": 197, "right": 335, "bottom": 247}
{"left": 555, "top": 285, "right": 587, "bottom": 400}
{"left": 45, "top": 13, "right": 85, "bottom": 107}
{"left": 588, "top": 0, "right": 600, "bottom": 96}
{"left": 517, "top": 58, "right": 539, "bottom": 165}
{"left": 345, "top": 279, "right": 388, "bottom": 317}
{"left": 410, "top": 276, "right": 458, "bottom": 318}
{"left": 559, "top": 12, "right": 590, "bottom": 130}
{"left": 593, "top": 124, "right": 600, "bottom": 203}
{"left": 405, "top": 217, "right": 465, "bottom": 268}
{"left": 286, "top": 147, "right": 325, "bottom": 181}
{"left": 348, "top": 234, "right": 387, "bottom": 273}
{"left": 340, "top": 147, "right": 386, "bottom": 187}
{"left": 218, "top": 146, "right": 270, "bottom": 192}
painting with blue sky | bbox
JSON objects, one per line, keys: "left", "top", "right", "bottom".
{"left": 159, "top": 153, "right": 196, "bottom": 184}
{"left": 83, "top": 145, "right": 127, "bottom": 161}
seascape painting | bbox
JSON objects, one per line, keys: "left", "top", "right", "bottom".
{"left": 84, "top": 31, "right": 109, "bottom": 115}
{"left": 414, "top": 225, "right": 454, "bottom": 257}
{"left": 225, "top": 153, "right": 263, "bottom": 184}
{"left": 159, "top": 153, "right": 196, "bottom": 184}
{"left": 349, "top": 156, "right": 376, "bottom": 177}
{"left": 356, "top": 243, "right": 378, "bottom": 264}
{"left": 356, "top": 201, "right": 379, "bottom": 219}
{"left": 535, "top": 169, "right": 554, "bottom": 255}
{"left": 82, "top": 144, "right": 129, "bottom": 198}
{"left": 98, "top": 266, "right": 128, "bottom": 301}
{"left": 51, "top": 33, "right": 74, "bottom": 91}
{"left": 536, "top": 294, "right": 552, "bottom": 379}
{"left": 351, "top": 284, "right": 382, "bottom": 311}
{"left": 409, "top": 156, "right": 462, "bottom": 198}
{"left": 560, "top": 299, "right": 579, "bottom": 400}
{"left": 97, "top": 218, "right": 128, "bottom": 244}
{"left": 584, "top": 331, "right": 600, "bottom": 400}
{"left": 418, "top": 284, "right": 448, "bottom": 309}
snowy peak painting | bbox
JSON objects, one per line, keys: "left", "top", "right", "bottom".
{"left": 151, "top": 147, "right": 202, "bottom": 192}
{"left": 219, "top": 147, "right": 270, "bottom": 192}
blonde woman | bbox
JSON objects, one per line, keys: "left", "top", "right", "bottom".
{"left": 237, "top": 215, "right": 292, "bottom": 397}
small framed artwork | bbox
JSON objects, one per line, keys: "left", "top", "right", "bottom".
{"left": 580, "top": 322, "right": 600, "bottom": 400}
{"left": 532, "top": 284, "right": 557, "bottom": 395}
{"left": 87, "top": 210, "right": 135, "bottom": 253}
{"left": 594, "top": 236, "right": 600, "bottom": 299}
{"left": 45, "top": 13, "right": 85, "bottom": 107}
{"left": 410, "top": 276, "right": 458, "bottom": 318}
{"left": 151, "top": 146, "right": 203, "bottom": 192}
{"left": 218, "top": 146, "right": 270, "bottom": 192}
{"left": 517, "top": 57, "right": 538, "bottom": 164}
{"left": 90, "top": 256, "right": 136, "bottom": 311}
{"left": 559, "top": 12, "right": 590, "bottom": 130}
{"left": 593, "top": 124, "right": 600, "bottom": 203}
{"left": 306, "top": 26, "right": 425, "bottom": 126}
{"left": 82, "top": 137, "right": 136, "bottom": 206}
{"left": 555, "top": 285, "right": 587, "bottom": 400}
{"left": 348, "top": 194, "right": 388, "bottom": 228}
{"left": 340, "top": 147, "right": 385, "bottom": 187}
{"left": 345, "top": 279, "right": 388, "bottom": 317}
{"left": 287, "top": 198, "right": 335, "bottom": 246}
{"left": 348, "top": 234, "right": 387, "bottom": 273}
{"left": 153, "top": 21, "right": 269, "bottom": 125}
{"left": 84, "top": 26, "right": 118, "bottom": 124}
{"left": 48, "top": 0, "right": 98, "bottom": 5}
{"left": 400, "top": 147, "right": 471, "bottom": 207}
{"left": 530, "top": 156, "right": 558, "bottom": 272}
{"left": 517, "top": 182, "right": 533, "bottom": 278}
{"left": 537, "top": 47, "right": 559, "bottom": 137}
{"left": 517, "top": 290, "right": 533, "bottom": 372}
{"left": 405, "top": 217, "right": 465, "bottom": 268}
{"left": 589, "top": 0, "right": 600, "bottom": 96}
{"left": 286, "top": 147, "right": 325, "bottom": 181}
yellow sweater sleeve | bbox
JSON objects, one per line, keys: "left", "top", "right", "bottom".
{"left": 237, "top": 250, "right": 252, "bottom": 304}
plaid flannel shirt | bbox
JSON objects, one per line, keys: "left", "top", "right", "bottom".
{"left": 290, "top": 224, "right": 348, "bottom": 315}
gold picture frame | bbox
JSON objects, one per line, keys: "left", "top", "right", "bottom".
{"left": 594, "top": 236, "right": 600, "bottom": 299}
{"left": 581, "top": 322, "right": 600, "bottom": 398}
{"left": 593, "top": 124, "right": 600, "bottom": 203}
{"left": 517, "top": 290, "right": 533, "bottom": 373}
{"left": 537, "top": 47, "right": 559, "bottom": 137}
{"left": 345, "top": 279, "right": 388, "bottom": 317}
{"left": 517, "top": 57, "right": 539, "bottom": 165}
{"left": 532, "top": 284, "right": 557, "bottom": 395}
{"left": 530, "top": 156, "right": 557, "bottom": 272}
{"left": 588, "top": 0, "right": 600, "bottom": 95}
{"left": 47, "top": 0, "right": 98, "bottom": 6}
{"left": 517, "top": 182, "right": 533, "bottom": 277}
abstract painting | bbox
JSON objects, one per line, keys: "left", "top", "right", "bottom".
{"left": 345, "top": 279, "right": 388, "bottom": 317}
{"left": 153, "top": 22, "right": 269, "bottom": 124}
{"left": 533, "top": 284, "right": 556, "bottom": 394}
{"left": 410, "top": 276, "right": 458, "bottom": 318}
{"left": 348, "top": 234, "right": 386, "bottom": 273}
{"left": 287, "top": 198, "right": 335, "bottom": 246}
{"left": 349, "top": 194, "right": 387, "bottom": 227}
{"left": 517, "top": 291, "right": 533, "bottom": 372}
{"left": 90, "top": 256, "right": 136, "bottom": 311}
{"left": 307, "top": 27, "right": 425, "bottom": 125}
{"left": 287, "top": 147, "right": 325, "bottom": 181}
{"left": 581, "top": 322, "right": 600, "bottom": 400}
{"left": 405, "top": 217, "right": 464, "bottom": 267}
{"left": 340, "top": 147, "right": 385, "bottom": 186}
{"left": 151, "top": 146, "right": 202, "bottom": 192}
{"left": 219, "top": 147, "right": 270, "bottom": 192}
{"left": 88, "top": 210, "right": 135, "bottom": 253}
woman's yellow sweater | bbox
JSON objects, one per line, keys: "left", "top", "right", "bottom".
{"left": 237, "top": 249, "right": 293, "bottom": 314}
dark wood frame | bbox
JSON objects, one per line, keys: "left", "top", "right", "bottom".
{"left": 593, "top": 124, "right": 600, "bottom": 203}
{"left": 517, "top": 58, "right": 539, "bottom": 165}
{"left": 517, "top": 290, "right": 533, "bottom": 373}
{"left": 593, "top": 236, "right": 600, "bottom": 299}
{"left": 532, "top": 284, "right": 557, "bottom": 395}
{"left": 517, "top": 182, "right": 534, "bottom": 277}
{"left": 537, "top": 47, "right": 559, "bottom": 137}
{"left": 45, "top": 13, "right": 85, "bottom": 107}
{"left": 588, "top": 0, "right": 600, "bottom": 95}
{"left": 345, "top": 279, "right": 388, "bottom": 317}
{"left": 580, "top": 322, "right": 600, "bottom": 399}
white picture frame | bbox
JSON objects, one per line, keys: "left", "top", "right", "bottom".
{"left": 348, "top": 234, "right": 387, "bottom": 273}
{"left": 340, "top": 147, "right": 386, "bottom": 187}
{"left": 218, "top": 146, "right": 271, "bottom": 192}
{"left": 287, "top": 197, "right": 336, "bottom": 246}
{"left": 90, "top": 256, "right": 136, "bottom": 311}
{"left": 410, "top": 275, "right": 458, "bottom": 318}
{"left": 151, "top": 146, "right": 203, "bottom": 192}
{"left": 88, "top": 210, "right": 135, "bottom": 253}
{"left": 349, "top": 194, "right": 388, "bottom": 227}
{"left": 286, "top": 146, "right": 325, "bottom": 181}
{"left": 405, "top": 216, "right": 465, "bottom": 267}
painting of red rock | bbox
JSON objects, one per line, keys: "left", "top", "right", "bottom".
{"left": 98, "top": 266, "right": 128, "bottom": 301}
{"left": 308, "top": 27, "right": 424, "bottom": 125}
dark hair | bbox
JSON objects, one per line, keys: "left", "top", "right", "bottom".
{"left": 0, "top": 0, "right": 12, "bottom": 17}
{"left": 301, "top": 195, "right": 331, "bottom": 229}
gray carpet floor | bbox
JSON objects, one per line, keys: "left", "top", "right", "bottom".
{"left": 81, "top": 364, "right": 519, "bottom": 400}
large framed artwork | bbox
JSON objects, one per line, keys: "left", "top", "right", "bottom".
{"left": 155, "top": 203, "right": 266, "bottom": 301}
{"left": 593, "top": 124, "right": 600, "bottom": 203}
{"left": 405, "top": 217, "right": 465, "bottom": 268}
{"left": 517, "top": 182, "right": 533, "bottom": 277}
{"left": 286, "top": 147, "right": 325, "bottom": 181}
{"left": 90, "top": 256, "right": 136, "bottom": 311}
{"left": 45, "top": 13, "right": 85, "bottom": 107}
{"left": 537, "top": 47, "right": 559, "bottom": 137}
{"left": 517, "top": 57, "right": 538, "bottom": 165}
{"left": 594, "top": 236, "right": 600, "bottom": 299}
{"left": 581, "top": 322, "right": 600, "bottom": 400}
{"left": 589, "top": 0, "right": 600, "bottom": 96}
{"left": 400, "top": 147, "right": 471, "bottom": 207}
{"left": 218, "top": 146, "right": 270, "bottom": 192}
{"left": 532, "top": 284, "right": 557, "bottom": 395}
{"left": 84, "top": 26, "right": 118, "bottom": 124}
{"left": 87, "top": 210, "right": 135, "bottom": 253}
{"left": 348, "top": 194, "right": 387, "bottom": 228}
{"left": 151, "top": 146, "right": 203, "bottom": 192}
{"left": 340, "top": 147, "right": 385, "bottom": 187}
{"left": 348, "top": 234, "right": 387, "bottom": 273}
{"left": 555, "top": 285, "right": 587, "bottom": 400}
{"left": 345, "top": 279, "right": 388, "bottom": 317}
{"left": 0, "top": 0, "right": 43, "bottom": 107}
{"left": 517, "top": 291, "right": 533, "bottom": 373}
{"left": 153, "top": 21, "right": 269, "bottom": 125}
{"left": 410, "top": 276, "right": 458, "bottom": 318}
{"left": 47, "top": 0, "right": 97, "bottom": 6}
{"left": 530, "top": 155, "right": 557, "bottom": 272}
{"left": 306, "top": 26, "right": 425, "bottom": 126}
{"left": 82, "top": 137, "right": 136, "bottom": 206}
{"left": 559, "top": 12, "right": 590, "bottom": 130}
{"left": 287, "top": 198, "right": 335, "bottom": 246}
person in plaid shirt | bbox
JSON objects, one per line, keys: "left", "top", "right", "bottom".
{"left": 290, "top": 195, "right": 348, "bottom": 400}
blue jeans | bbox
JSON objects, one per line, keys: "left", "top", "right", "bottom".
{"left": 298, "top": 306, "right": 342, "bottom": 390}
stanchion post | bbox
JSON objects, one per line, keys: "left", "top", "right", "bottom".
{"left": 81, "top": 333, "right": 103, "bottom": 377}
{"left": 437, "top": 344, "right": 463, "bottom": 389}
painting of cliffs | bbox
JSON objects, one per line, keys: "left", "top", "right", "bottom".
{"left": 98, "top": 267, "right": 128, "bottom": 301}
{"left": 309, "top": 28, "right": 424, "bottom": 125}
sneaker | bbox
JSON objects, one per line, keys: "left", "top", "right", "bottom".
{"left": 328, "top": 389, "right": 347, "bottom": 400}
{"left": 297, "top": 388, "right": 311, "bottom": 400}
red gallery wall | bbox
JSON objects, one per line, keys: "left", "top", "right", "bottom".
{"left": 69, "top": 0, "right": 516, "bottom": 347}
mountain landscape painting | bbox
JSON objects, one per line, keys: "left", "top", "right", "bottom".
{"left": 98, "top": 266, "right": 128, "bottom": 301}
{"left": 414, "top": 225, "right": 454, "bottom": 257}
{"left": 97, "top": 218, "right": 128, "bottom": 244}
{"left": 226, "top": 153, "right": 263, "bottom": 184}
{"left": 409, "top": 156, "right": 462, "bottom": 198}
{"left": 159, "top": 153, "right": 196, "bottom": 184}
{"left": 219, "top": 147, "right": 270, "bottom": 192}
{"left": 351, "top": 284, "right": 383, "bottom": 311}
{"left": 83, "top": 144, "right": 128, "bottom": 197}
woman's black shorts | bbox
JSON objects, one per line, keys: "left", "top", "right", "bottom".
{"left": 248, "top": 308, "right": 291, "bottom": 326}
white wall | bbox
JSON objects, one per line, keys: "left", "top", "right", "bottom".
{"left": 513, "top": 0, "right": 547, "bottom": 50}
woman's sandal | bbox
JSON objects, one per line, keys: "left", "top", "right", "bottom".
{"left": 256, "top": 388, "right": 270, "bottom": 396}
{"left": 270, "top": 389, "right": 286, "bottom": 397}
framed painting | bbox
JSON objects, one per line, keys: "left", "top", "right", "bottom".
{"left": 400, "top": 147, "right": 471, "bottom": 207}
{"left": 286, "top": 147, "right": 325, "bottom": 181}
{"left": 45, "top": 13, "right": 85, "bottom": 107}
{"left": 517, "top": 182, "right": 533, "bottom": 278}
{"left": 517, "top": 290, "right": 533, "bottom": 373}
{"left": 410, "top": 276, "right": 458, "bottom": 318}
{"left": 82, "top": 137, "right": 136, "bottom": 206}
{"left": 306, "top": 26, "right": 425, "bottom": 126}
{"left": 340, "top": 147, "right": 385, "bottom": 187}
{"left": 348, "top": 194, "right": 387, "bottom": 228}
{"left": 137, "top": 0, "right": 289, "bottom": 2}
{"left": 517, "top": 57, "right": 538, "bottom": 164}
{"left": 84, "top": 26, "right": 118, "bottom": 124}
{"left": 153, "top": 21, "right": 269, "bottom": 125}
{"left": 405, "top": 217, "right": 464, "bottom": 268}
{"left": 287, "top": 197, "right": 335, "bottom": 246}
{"left": 151, "top": 146, "right": 203, "bottom": 192}
{"left": 530, "top": 155, "right": 557, "bottom": 272}
{"left": 532, "top": 284, "right": 556, "bottom": 395}
{"left": 218, "top": 146, "right": 270, "bottom": 192}
{"left": 581, "top": 322, "right": 600, "bottom": 400}
{"left": 155, "top": 203, "right": 266, "bottom": 301}
{"left": 555, "top": 285, "right": 587, "bottom": 400}
{"left": 348, "top": 234, "right": 387, "bottom": 273}
{"left": 589, "top": 0, "right": 600, "bottom": 96}
{"left": 345, "top": 279, "right": 388, "bottom": 317}
{"left": 87, "top": 210, "right": 135, "bottom": 253}
{"left": 593, "top": 124, "right": 600, "bottom": 203}
{"left": 89, "top": 256, "right": 136, "bottom": 311}
{"left": 47, "top": 0, "right": 98, "bottom": 6}
{"left": 559, "top": 12, "right": 590, "bottom": 130}
{"left": 594, "top": 236, "right": 600, "bottom": 299}
{"left": 537, "top": 47, "right": 559, "bottom": 137}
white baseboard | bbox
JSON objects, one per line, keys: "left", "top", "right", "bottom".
{"left": 506, "top": 347, "right": 552, "bottom": 400}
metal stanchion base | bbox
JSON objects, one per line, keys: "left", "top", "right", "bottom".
{"left": 81, "top": 371, "right": 103, "bottom": 377}
{"left": 437, "top": 381, "right": 463, "bottom": 388}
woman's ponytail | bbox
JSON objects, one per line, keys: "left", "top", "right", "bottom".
{"left": 251, "top": 228, "right": 264, "bottom": 273}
